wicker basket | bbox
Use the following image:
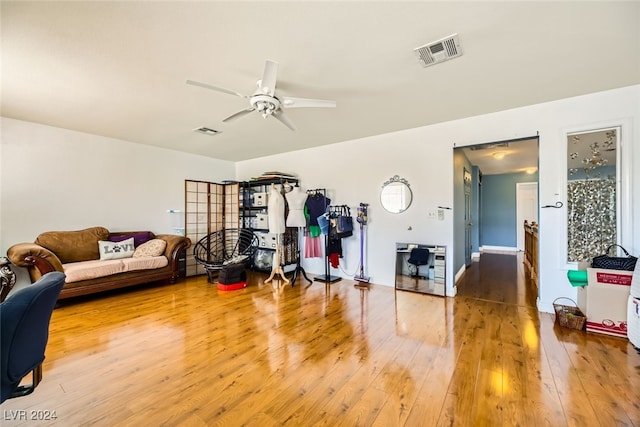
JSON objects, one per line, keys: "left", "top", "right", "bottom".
{"left": 553, "top": 297, "right": 586, "bottom": 330}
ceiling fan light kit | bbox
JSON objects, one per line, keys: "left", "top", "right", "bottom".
{"left": 187, "top": 60, "right": 336, "bottom": 131}
{"left": 250, "top": 94, "right": 280, "bottom": 118}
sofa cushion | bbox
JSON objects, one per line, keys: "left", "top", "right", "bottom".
{"left": 122, "top": 256, "right": 168, "bottom": 272}
{"left": 133, "top": 239, "right": 167, "bottom": 258}
{"left": 35, "top": 226, "right": 109, "bottom": 263}
{"left": 62, "top": 256, "right": 168, "bottom": 283}
{"left": 98, "top": 238, "right": 135, "bottom": 260}
{"left": 63, "top": 259, "right": 126, "bottom": 283}
{"left": 109, "top": 232, "right": 152, "bottom": 247}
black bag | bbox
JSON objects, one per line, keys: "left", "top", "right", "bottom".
{"left": 218, "top": 263, "right": 247, "bottom": 284}
{"left": 337, "top": 206, "right": 354, "bottom": 233}
{"left": 327, "top": 206, "right": 353, "bottom": 239}
{"left": 591, "top": 244, "right": 638, "bottom": 271}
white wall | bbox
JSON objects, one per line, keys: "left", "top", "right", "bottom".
{"left": 0, "top": 118, "right": 235, "bottom": 252}
{"left": 236, "top": 128, "right": 457, "bottom": 294}
{"left": 2, "top": 85, "right": 638, "bottom": 312}
{"left": 237, "top": 85, "right": 640, "bottom": 312}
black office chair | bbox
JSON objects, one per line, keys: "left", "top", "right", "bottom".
{"left": 1, "top": 271, "right": 65, "bottom": 403}
{"left": 407, "top": 248, "right": 430, "bottom": 279}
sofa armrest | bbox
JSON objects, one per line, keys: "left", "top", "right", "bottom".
{"left": 156, "top": 234, "right": 191, "bottom": 259}
{"left": 6, "top": 243, "right": 65, "bottom": 282}
{"left": 155, "top": 234, "right": 191, "bottom": 279}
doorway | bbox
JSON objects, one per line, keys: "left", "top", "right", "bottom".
{"left": 453, "top": 136, "right": 539, "bottom": 290}
{"left": 463, "top": 168, "right": 472, "bottom": 267}
{"left": 516, "top": 182, "right": 538, "bottom": 251}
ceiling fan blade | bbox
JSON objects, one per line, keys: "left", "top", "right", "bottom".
{"left": 222, "top": 108, "right": 255, "bottom": 123}
{"left": 186, "top": 79, "right": 247, "bottom": 98}
{"left": 272, "top": 110, "right": 296, "bottom": 131}
{"left": 281, "top": 97, "right": 336, "bottom": 109}
{"left": 258, "top": 60, "right": 278, "bottom": 96}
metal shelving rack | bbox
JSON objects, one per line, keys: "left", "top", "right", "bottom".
{"left": 240, "top": 178, "right": 302, "bottom": 281}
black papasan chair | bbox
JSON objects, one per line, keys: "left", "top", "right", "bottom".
{"left": 193, "top": 228, "right": 259, "bottom": 283}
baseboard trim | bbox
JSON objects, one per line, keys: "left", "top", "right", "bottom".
{"left": 480, "top": 245, "right": 518, "bottom": 253}
{"left": 454, "top": 264, "right": 466, "bottom": 283}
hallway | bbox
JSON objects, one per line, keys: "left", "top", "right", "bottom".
{"left": 456, "top": 251, "right": 538, "bottom": 308}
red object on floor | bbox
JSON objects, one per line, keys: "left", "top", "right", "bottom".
{"left": 217, "top": 281, "right": 247, "bottom": 291}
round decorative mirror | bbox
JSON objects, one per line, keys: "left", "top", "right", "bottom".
{"left": 380, "top": 175, "right": 412, "bottom": 214}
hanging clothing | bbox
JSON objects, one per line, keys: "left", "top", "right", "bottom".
{"left": 326, "top": 206, "right": 348, "bottom": 267}
{"left": 304, "top": 206, "right": 321, "bottom": 237}
{"left": 328, "top": 253, "right": 340, "bottom": 268}
{"left": 285, "top": 186, "right": 308, "bottom": 227}
{"left": 305, "top": 193, "right": 330, "bottom": 226}
{"left": 328, "top": 236, "right": 343, "bottom": 258}
{"left": 304, "top": 233, "right": 323, "bottom": 258}
{"left": 268, "top": 184, "right": 286, "bottom": 234}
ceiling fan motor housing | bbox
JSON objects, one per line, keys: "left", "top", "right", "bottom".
{"left": 250, "top": 94, "right": 281, "bottom": 117}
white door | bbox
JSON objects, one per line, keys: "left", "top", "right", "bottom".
{"left": 516, "top": 182, "right": 538, "bottom": 251}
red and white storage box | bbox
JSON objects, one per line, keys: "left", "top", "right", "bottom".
{"left": 576, "top": 268, "right": 631, "bottom": 338}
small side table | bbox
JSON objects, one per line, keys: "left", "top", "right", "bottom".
{"left": 0, "top": 257, "right": 17, "bottom": 302}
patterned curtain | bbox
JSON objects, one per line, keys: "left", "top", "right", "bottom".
{"left": 567, "top": 176, "right": 616, "bottom": 262}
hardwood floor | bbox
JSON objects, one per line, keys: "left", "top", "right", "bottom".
{"left": 2, "top": 253, "right": 639, "bottom": 426}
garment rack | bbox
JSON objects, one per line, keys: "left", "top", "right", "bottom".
{"left": 313, "top": 195, "right": 342, "bottom": 284}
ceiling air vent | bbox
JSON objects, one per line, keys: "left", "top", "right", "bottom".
{"left": 193, "top": 127, "right": 220, "bottom": 136}
{"left": 414, "top": 34, "right": 462, "bottom": 67}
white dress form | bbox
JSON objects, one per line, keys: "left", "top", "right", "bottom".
{"left": 264, "top": 237, "right": 289, "bottom": 284}
{"left": 285, "top": 186, "right": 308, "bottom": 228}
{"left": 265, "top": 183, "right": 288, "bottom": 283}
{"left": 268, "top": 183, "right": 286, "bottom": 234}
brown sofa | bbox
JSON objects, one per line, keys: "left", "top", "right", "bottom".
{"left": 7, "top": 227, "right": 191, "bottom": 300}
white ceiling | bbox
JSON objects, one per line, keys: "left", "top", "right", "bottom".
{"left": 2, "top": 1, "right": 639, "bottom": 165}
{"left": 460, "top": 137, "right": 539, "bottom": 176}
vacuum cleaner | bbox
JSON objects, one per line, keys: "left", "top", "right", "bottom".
{"left": 354, "top": 203, "right": 370, "bottom": 284}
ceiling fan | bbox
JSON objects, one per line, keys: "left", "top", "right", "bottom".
{"left": 187, "top": 60, "right": 336, "bottom": 131}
